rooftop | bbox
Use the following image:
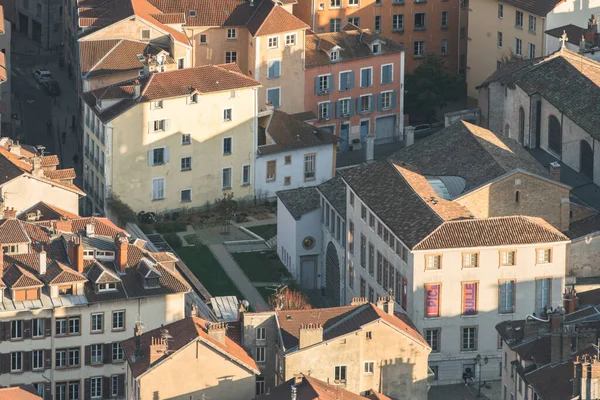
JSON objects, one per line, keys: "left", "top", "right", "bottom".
{"left": 0, "top": 386, "right": 42, "bottom": 400}
{"left": 276, "top": 187, "right": 320, "bottom": 220}
{"left": 499, "top": 0, "right": 563, "bottom": 16}
{"left": 317, "top": 175, "right": 347, "bottom": 219}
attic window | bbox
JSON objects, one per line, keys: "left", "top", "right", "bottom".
{"left": 372, "top": 43, "right": 381, "bottom": 54}
{"left": 141, "top": 29, "right": 150, "bottom": 40}
{"left": 144, "top": 277, "right": 160, "bottom": 289}
{"left": 330, "top": 50, "right": 340, "bottom": 61}
{"left": 136, "top": 54, "right": 145, "bottom": 62}
{"left": 83, "top": 250, "right": 94, "bottom": 258}
{"left": 98, "top": 283, "right": 117, "bottom": 292}
{"left": 189, "top": 10, "right": 196, "bottom": 16}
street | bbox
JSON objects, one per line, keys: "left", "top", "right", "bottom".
{"left": 10, "top": 31, "right": 82, "bottom": 188}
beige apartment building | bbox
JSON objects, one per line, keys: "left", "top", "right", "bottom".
{"left": 242, "top": 299, "right": 431, "bottom": 398}
{"left": 122, "top": 317, "right": 259, "bottom": 400}
{"left": 80, "top": 64, "right": 261, "bottom": 215}
{"left": 466, "top": 0, "right": 560, "bottom": 100}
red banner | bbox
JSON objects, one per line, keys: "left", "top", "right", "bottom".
{"left": 425, "top": 284, "right": 440, "bottom": 317}
{"left": 462, "top": 282, "right": 478, "bottom": 315}
{"left": 402, "top": 277, "right": 408, "bottom": 311}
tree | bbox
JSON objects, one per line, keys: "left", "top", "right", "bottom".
{"left": 404, "top": 55, "right": 458, "bottom": 122}
{"left": 216, "top": 192, "right": 236, "bottom": 234}
{"left": 269, "top": 287, "right": 312, "bottom": 310}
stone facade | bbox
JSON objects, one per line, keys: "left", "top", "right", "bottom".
{"left": 15, "top": 0, "right": 62, "bottom": 49}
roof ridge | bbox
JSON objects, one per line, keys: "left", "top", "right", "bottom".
{"left": 322, "top": 304, "right": 369, "bottom": 336}
{"left": 86, "top": 38, "right": 124, "bottom": 75}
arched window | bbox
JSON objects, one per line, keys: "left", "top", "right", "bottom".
{"left": 548, "top": 115, "right": 562, "bottom": 156}
{"left": 518, "top": 107, "right": 525, "bottom": 144}
{"left": 580, "top": 140, "right": 594, "bottom": 180}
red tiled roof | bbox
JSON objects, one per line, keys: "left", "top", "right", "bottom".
{"left": 41, "top": 155, "right": 59, "bottom": 166}
{"left": 255, "top": 375, "right": 368, "bottom": 400}
{"left": 44, "top": 168, "right": 76, "bottom": 180}
{"left": 0, "top": 218, "right": 31, "bottom": 243}
{"left": 0, "top": 386, "right": 42, "bottom": 400}
{"left": 150, "top": 12, "right": 185, "bottom": 24}
{"left": 3, "top": 264, "right": 44, "bottom": 288}
{"left": 246, "top": 0, "right": 308, "bottom": 36}
{"left": 121, "top": 316, "right": 259, "bottom": 378}
{"left": 42, "top": 261, "right": 88, "bottom": 285}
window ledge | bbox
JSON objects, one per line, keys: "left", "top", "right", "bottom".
{"left": 241, "top": 183, "right": 251, "bottom": 187}
{"left": 461, "top": 314, "right": 479, "bottom": 318}
{"left": 414, "top": 27, "right": 427, "bottom": 31}
{"left": 222, "top": 187, "right": 232, "bottom": 191}
{"left": 414, "top": 55, "right": 425, "bottom": 59}
{"left": 180, "top": 168, "right": 192, "bottom": 172}
{"left": 152, "top": 198, "right": 165, "bottom": 202}
{"left": 180, "top": 200, "right": 192, "bottom": 203}
{"left": 392, "top": 28, "right": 405, "bottom": 33}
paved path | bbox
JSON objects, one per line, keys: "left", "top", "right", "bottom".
{"left": 208, "top": 244, "right": 270, "bottom": 311}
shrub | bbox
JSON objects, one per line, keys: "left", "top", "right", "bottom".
{"left": 105, "top": 195, "right": 137, "bottom": 225}
{"left": 154, "top": 220, "right": 187, "bottom": 233}
{"left": 139, "top": 223, "right": 154, "bottom": 234}
{"left": 163, "top": 233, "right": 183, "bottom": 249}
{"left": 269, "top": 287, "right": 312, "bottom": 310}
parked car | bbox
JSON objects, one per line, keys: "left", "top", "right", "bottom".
{"left": 41, "top": 80, "right": 61, "bottom": 96}
{"left": 33, "top": 69, "right": 53, "bottom": 83}
{"left": 414, "top": 124, "right": 432, "bottom": 138}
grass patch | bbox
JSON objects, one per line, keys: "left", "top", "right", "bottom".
{"left": 247, "top": 224, "right": 277, "bottom": 240}
{"left": 174, "top": 237, "right": 243, "bottom": 299}
{"left": 233, "top": 251, "right": 291, "bottom": 283}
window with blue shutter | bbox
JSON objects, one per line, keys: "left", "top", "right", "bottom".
{"left": 377, "top": 94, "right": 383, "bottom": 111}
{"left": 336, "top": 101, "right": 342, "bottom": 118}
{"left": 360, "top": 68, "right": 372, "bottom": 88}
{"left": 382, "top": 64, "right": 393, "bottom": 84}
{"left": 328, "top": 74, "right": 334, "bottom": 92}
{"left": 391, "top": 91, "right": 397, "bottom": 109}
{"left": 340, "top": 71, "right": 354, "bottom": 91}
{"left": 268, "top": 60, "right": 281, "bottom": 79}
{"left": 314, "top": 77, "right": 320, "bottom": 94}
{"left": 327, "top": 102, "right": 334, "bottom": 119}
{"left": 267, "top": 88, "right": 281, "bottom": 108}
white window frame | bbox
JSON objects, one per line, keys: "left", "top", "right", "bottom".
{"left": 256, "top": 347, "right": 266, "bottom": 363}
{"left": 360, "top": 67, "right": 373, "bottom": 88}
{"left": 112, "top": 342, "right": 124, "bottom": 361}
{"left": 285, "top": 33, "right": 297, "bottom": 46}
{"left": 364, "top": 361, "right": 375, "bottom": 374}
{"left": 266, "top": 160, "right": 276, "bottom": 182}
{"left": 11, "top": 352, "right": 23, "bottom": 372}
{"left": 304, "top": 153, "right": 316, "bottom": 181}
{"left": 223, "top": 108, "right": 233, "bottom": 122}
{"left": 317, "top": 74, "right": 331, "bottom": 93}
{"left": 318, "top": 101, "right": 330, "bottom": 120}
{"left": 227, "top": 28, "right": 237, "bottom": 40}
{"left": 338, "top": 70, "right": 352, "bottom": 91}
{"left": 222, "top": 167, "right": 233, "bottom": 189}
{"left": 339, "top": 97, "right": 351, "bottom": 117}
{"left": 256, "top": 327, "right": 266, "bottom": 341}
{"left": 529, "top": 15, "right": 537, "bottom": 32}
{"left": 223, "top": 137, "right": 233, "bottom": 155}
{"left": 381, "top": 90, "right": 393, "bottom": 110}
{"left": 441, "top": 39, "right": 449, "bottom": 55}
{"left": 199, "top": 34, "right": 207, "bottom": 44}
{"left": 330, "top": 0, "right": 341, "bottom": 8}
{"left": 153, "top": 100, "right": 163, "bottom": 109}
{"left": 334, "top": 365, "right": 347, "bottom": 384}
{"left": 180, "top": 188, "right": 192, "bottom": 203}
{"left": 225, "top": 51, "right": 237, "bottom": 64}
{"left": 152, "top": 119, "right": 166, "bottom": 132}
{"left": 32, "top": 349, "right": 44, "bottom": 370}
{"left": 267, "top": 59, "right": 281, "bottom": 79}
{"left": 91, "top": 313, "right": 103, "bottom": 333}
{"left": 91, "top": 377, "right": 102, "bottom": 399}
{"left": 359, "top": 94, "right": 372, "bottom": 113}
{"left": 414, "top": 40, "right": 425, "bottom": 57}
{"left": 112, "top": 310, "right": 125, "bottom": 330}
{"left": 268, "top": 36, "right": 279, "bottom": 49}
{"left": 32, "top": 318, "right": 44, "bottom": 338}
{"left": 181, "top": 133, "right": 191, "bottom": 145}
{"left": 380, "top": 63, "right": 393, "bottom": 84}
{"left": 242, "top": 164, "right": 251, "bottom": 186}
{"left": 91, "top": 344, "right": 102, "bottom": 364}
{"left": 515, "top": 38, "right": 522, "bottom": 56}
{"left": 330, "top": 49, "right": 340, "bottom": 61}
{"left": 140, "top": 29, "right": 150, "bottom": 40}
{"left": 151, "top": 147, "right": 166, "bottom": 166}
{"left": 348, "top": 0, "right": 359, "bottom": 6}
{"left": 152, "top": 177, "right": 165, "bottom": 201}
{"left": 528, "top": 43, "right": 536, "bottom": 59}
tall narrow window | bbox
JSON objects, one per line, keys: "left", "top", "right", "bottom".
{"left": 499, "top": 280, "right": 515, "bottom": 314}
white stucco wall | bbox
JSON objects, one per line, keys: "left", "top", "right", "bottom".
{"left": 2, "top": 175, "right": 81, "bottom": 215}
{"left": 547, "top": 0, "right": 600, "bottom": 30}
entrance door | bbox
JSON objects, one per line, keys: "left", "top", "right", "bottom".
{"left": 375, "top": 115, "right": 396, "bottom": 144}
{"left": 340, "top": 123, "right": 350, "bottom": 152}
{"left": 300, "top": 259, "right": 316, "bottom": 289}
{"left": 360, "top": 120, "right": 369, "bottom": 143}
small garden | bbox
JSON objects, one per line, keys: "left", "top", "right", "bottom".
{"left": 247, "top": 224, "right": 277, "bottom": 240}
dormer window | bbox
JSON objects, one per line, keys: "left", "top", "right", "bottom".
{"left": 330, "top": 50, "right": 340, "bottom": 61}
{"left": 372, "top": 43, "right": 381, "bottom": 54}
{"left": 189, "top": 10, "right": 196, "bottom": 16}
{"left": 2, "top": 245, "right": 17, "bottom": 254}
{"left": 144, "top": 278, "right": 160, "bottom": 289}
{"left": 190, "top": 93, "right": 198, "bottom": 104}
{"left": 83, "top": 250, "right": 94, "bottom": 259}
{"left": 58, "top": 285, "right": 74, "bottom": 295}
{"left": 98, "top": 283, "right": 117, "bottom": 292}
{"left": 95, "top": 250, "right": 115, "bottom": 260}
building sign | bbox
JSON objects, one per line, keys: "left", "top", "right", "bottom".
{"left": 462, "top": 282, "right": 478, "bottom": 315}
{"left": 425, "top": 284, "right": 441, "bottom": 317}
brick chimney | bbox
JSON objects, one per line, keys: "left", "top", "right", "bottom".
{"left": 86, "top": 222, "right": 95, "bottom": 237}
{"left": 350, "top": 297, "right": 369, "bottom": 306}
{"left": 3, "top": 207, "right": 16, "bottom": 219}
{"left": 549, "top": 161, "right": 561, "bottom": 182}
{"left": 298, "top": 323, "right": 323, "bottom": 349}
{"left": 207, "top": 322, "right": 227, "bottom": 344}
{"left": 550, "top": 308, "right": 571, "bottom": 363}
{"left": 31, "top": 157, "right": 43, "bottom": 178}
{"left": 149, "top": 337, "right": 168, "bottom": 365}
{"left": 573, "top": 355, "right": 600, "bottom": 400}
{"left": 376, "top": 296, "right": 395, "bottom": 316}
{"left": 67, "top": 236, "right": 84, "bottom": 273}
{"left": 115, "top": 233, "right": 128, "bottom": 273}
{"left": 0, "top": 245, "right": 4, "bottom": 279}
{"left": 564, "top": 288, "right": 580, "bottom": 314}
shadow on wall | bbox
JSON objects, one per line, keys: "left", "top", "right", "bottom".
{"left": 154, "top": 374, "right": 255, "bottom": 400}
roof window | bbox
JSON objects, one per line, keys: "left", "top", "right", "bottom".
{"left": 189, "top": 10, "right": 196, "bottom": 16}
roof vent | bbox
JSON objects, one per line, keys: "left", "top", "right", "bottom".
{"left": 189, "top": 10, "right": 196, "bottom": 16}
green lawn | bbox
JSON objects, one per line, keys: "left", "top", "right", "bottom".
{"left": 174, "top": 237, "right": 243, "bottom": 299}
{"left": 232, "top": 251, "right": 291, "bottom": 282}
{"left": 248, "top": 224, "right": 277, "bottom": 240}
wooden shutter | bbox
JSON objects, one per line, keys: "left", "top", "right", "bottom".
{"left": 84, "top": 378, "right": 91, "bottom": 400}
{"left": 336, "top": 101, "right": 342, "bottom": 118}
{"left": 117, "top": 374, "right": 125, "bottom": 396}
{"left": 4, "top": 321, "right": 10, "bottom": 339}
{"left": 104, "top": 343, "right": 111, "bottom": 364}
{"left": 103, "top": 376, "right": 110, "bottom": 399}
{"left": 147, "top": 149, "right": 154, "bottom": 166}
{"left": 0, "top": 321, "right": 4, "bottom": 341}
{"left": 45, "top": 349, "right": 51, "bottom": 370}
{"left": 349, "top": 98, "right": 355, "bottom": 116}
{"left": 44, "top": 383, "right": 51, "bottom": 400}
{"left": 377, "top": 94, "right": 383, "bottom": 111}
{"left": 391, "top": 91, "right": 397, "bottom": 109}
{"left": 23, "top": 351, "right": 31, "bottom": 371}
{"left": 328, "top": 74, "right": 334, "bottom": 91}
{"left": 44, "top": 318, "right": 52, "bottom": 336}
{"left": 1, "top": 353, "right": 10, "bottom": 373}
{"left": 165, "top": 119, "right": 171, "bottom": 131}
{"left": 314, "top": 77, "right": 319, "bottom": 94}
{"left": 85, "top": 345, "right": 91, "bottom": 365}
{"left": 23, "top": 320, "right": 31, "bottom": 339}
{"left": 164, "top": 147, "right": 170, "bottom": 163}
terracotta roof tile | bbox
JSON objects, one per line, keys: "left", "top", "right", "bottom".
{"left": 121, "top": 317, "right": 259, "bottom": 378}
{"left": 150, "top": 12, "right": 185, "bottom": 24}
{"left": 3, "top": 264, "right": 44, "bottom": 288}
{"left": 148, "top": 0, "right": 260, "bottom": 27}
{"left": 0, "top": 386, "right": 42, "bottom": 400}
{"left": 246, "top": 1, "right": 308, "bottom": 36}
{"left": 44, "top": 168, "right": 76, "bottom": 180}
{"left": 0, "top": 219, "right": 31, "bottom": 243}
{"left": 42, "top": 261, "right": 87, "bottom": 285}
{"left": 41, "top": 155, "right": 59, "bottom": 166}
{"left": 79, "top": 39, "right": 121, "bottom": 74}
{"left": 255, "top": 375, "right": 368, "bottom": 400}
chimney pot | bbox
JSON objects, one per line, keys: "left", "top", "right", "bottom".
{"left": 68, "top": 237, "right": 84, "bottom": 273}
{"left": 149, "top": 336, "right": 168, "bottom": 364}
{"left": 3, "top": 207, "right": 16, "bottom": 219}
{"left": 207, "top": 322, "right": 227, "bottom": 344}
{"left": 39, "top": 250, "right": 47, "bottom": 275}
{"left": 86, "top": 223, "right": 95, "bottom": 237}
{"left": 115, "top": 233, "right": 128, "bottom": 273}
{"left": 404, "top": 126, "right": 415, "bottom": 147}
{"left": 31, "top": 157, "right": 43, "bottom": 177}
{"left": 298, "top": 323, "right": 323, "bottom": 349}
{"left": 133, "top": 80, "right": 141, "bottom": 98}
{"left": 365, "top": 135, "right": 375, "bottom": 163}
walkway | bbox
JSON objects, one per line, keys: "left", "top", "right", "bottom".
{"left": 208, "top": 244, "right": 270, "bottom": 311}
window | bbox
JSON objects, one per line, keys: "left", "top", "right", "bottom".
{"left": 91, "top": 344, "right": 103, "bottom": 364}
{"left": 91, "top": 313, "right": 103, "bottom": 333}
{"left": 268, "top": 36, "right": 278, "bottom": 49}
{"left": 11, "top": 320, "right": 23, "bottom": 339}
{"left": 334, "top": 365, "right": 347, "bottom": 383}
{"left": 222, "top": 168, "right": 232, "bottom": 189}
{"left": 189, "top": 93, "right": 198, "bottom": 104}
{"left": 392, "top": 14, "right": 404, "bottom": 32}
{"left": 381, "top": 91, "right": 392, "bottom": 109}
{"left": 304, "top": 154, "right": 316, "bottom": 180}
{"left": 200, "top": 34, "right": 207, "bottom": 44}
{"left": 425, "top": 284, "right": 441, "bottom": 317}
{"left": 374, "top": 15, "right": 381, "bottom": 31}
{"left": 338, "top": 98, "right": 350, "bottom": 116}
{"left": 68, "top": 348, "right": 80, "bottom": 367}
{"left": 364, "top": 361, "right": 374, "bottom": 374}
{"left": 414, "top": 13, "right": 426, "bottom": 29}
{"left": 189, "top": 9, "right": 196, "bottom": 16}
{"left": 91, "top": 377, "right": 102, "bottom": 399}
{"left": 284, "top": 176, "right": 291, "bottom": 185}
{"left": 56, "top": 349, "right": 67, "bottom": 368}
{"left": 152, "top": 178, "right": 165, "bottom": 200}
{"left": 528, "top": 43, "right": 536, "bottom": 58}
{"left": 242, "top": 165, "right": 251, "bottom": 186}
{"left": 463, "top": 253, "right": 478, "bottom": 268}
{"left": 368, "top": 242, "right": 375, "bottom": 276}
{"left": 11, "top": 352, "right": 22, "bottom": 372}
{"left": 348, "top": 16, "right": 360, "bottom": 26}
{"left": 153, "top": 119, "right": 166, "bottom": 132}
{"left": 426, "top": 255, "right": 441, "bottom": 270}
{"left": 441, "top": 39, "right": 449, "bottom": 55}
{"left": 256, "top": 347, "right": 266, "bottom": 363}
{"left": 330, "top": 50, "right": 340, "bottom": 61}
{"left": 349, "top": 0, "right": 358, "bottom": 5}
{"left": 317, "top": 74, "right": 331, "bottom": 93}
{"left": 112, "top": 342, "right": 124, "bottom": 361}
{"left": 359, "top": 95, "right": 371, "bottom": 113}
{"left": 501, "top": 250, "right": 516, "bottom": 266}
{"left": 225, "top": 51, "right": 237, "bottom": 63}
{"left": 360, "top": 68, "right": 372, "bottom": 88}
{"left": 381, "top": 64, "right": 393, "bottom": 84}
{"left": 348, "top": 220, "right": 354, "bottom": 254}
{"left": 285, "top": 33, "right": 296, "bottom": 46}
{"left": 360, "top": 277, "right": 366, "bottom": 297}
{"left": 529, "top": 15, "right": 536, "bottom": 32}
{"left": 141, "top": 29, "right": 150, "bottom": 40}
{"left": 179, "top": 157, "right": 192, "bottom": 172}
{"left": 32, "top": 350, "right": 44, "bottom": 370}
{"left": 498, "top": 3, "right": 503, "bottom": 18}
{"left": 69, "top": 382, "right": 80, "bottom": 400}
{"left": 256, "top": 377, "right": 265, "bottom": 395}
{"left": 360, "top": 235, "right": 367, "bottom": 268}
{"left": 32, "top": 318, "right": 44, "bottom": 338}
{"left": 330, "top": 18, "right": 341, "bottom": 32}
{"left": 227, "top": 28, "right": 236, "bottom": 39}
{"left": 369, "top": 213, "right": 375, "bottom": 229}
{"left": 181, "top": 133, "right": 191, "bottom": 145}
{"left": 499, "top": 280, "right": 516, "bottom": 314}
{"left": 497, "top": 31, "right": 503, "bottom": 48}
{"left": 266, "top": 160, "right": 276, "bottom": 181}
{"left": 372, "top": 43, "right": 381, "bottom": 54}
{"left": 361, "top": 205, "right": 367, "bottom": 221}
{"left": 537, "top": 249, "right": 551, "bottom": 264}
{"left": 151, "top": 147, "right": 165, "bottom": 166}
{"left": 178, "top": 188, "right": 191, "bottom": 203}
{"left": 153, "top": 100, "right": 163, "bottom": 109}
{"left": 330, "top": 0, "right": 340, "bottom": 7}
{"left": 414, "top": 41, "right": 425, "bottom": 57}
{"left": 257, "top": 327, "right": 266, "bottom": 341}
{"left": 548, "top": 115, "right": 562, "bottom": 155}
{"left": 56, "top": 318, "right": 66, "bottom": 335}
{"left": 111, "top": 376, "right": 119, "bottom": 397}
{"left": 267, "top": 59, "right": 281, "bottom": 78}
{"left": 425, "top": 328, "right": 440, "bottom": 352}
{"left": 462, "top": 282, "right": 478, "bottom": 315}
{"left": 284, "top": 155, "right": 292, "bottom": 165}
{"left": 69, "top": 317, "right": 80, "bottom": 335}
{"left": 515, "top": 10, "right": 523, "bottom": 28}
{"left": 222, "top": 137, "right": 233, "bottom": 155}
{"left": 318, "top": 102, "right": 330, "bottom": 120}
{"left": 441, "top": 11, "right": 448, "bottom": 28}
{"left": 349, "top": 262, "right": 355, "bottom": 289}
{"left": 267, "top": 87, "right": 281, "bottom": 108}
{"left": 112, "top": 311, "right": 125, "bottom": 330}
{"left": 461, "top": 327, "right": 477, "bottom": 351}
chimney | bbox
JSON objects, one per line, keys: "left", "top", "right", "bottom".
{"left": 563, "top": 288, "right": 580, "bottom": 314}
{"left": 549, "top": 161, "right": 561, "bottom": 182}
{"left": 298, "top": 323, "right": 323, "bottom": 349}
{"left": 0, "top": 245, "right": 4, "bottom": 279}
{"left": 291, "top": 385, "right": 297, "bottom": 400}
{"left": 365, "top": 135, "right": 375, "bottom": 163}
{"left": 3, "top": 207, "right": 16, "bottom": 219}
{"left": 115, "top": 233, "right": 128, "bottom": 273}
{"left": 133, "top": 80, "right": 141, "bottom": 98}
{"left": 293, "top": 375, "right": 303, "bottom": 386}
{"left": 9, "top": 140, "right": 21, "bottom": 155}
{"left": 581, "top": 35, "right": 587, "bottom": 52}
{"left": 134, "top": 322, "right": 143, "bottom": 360}
{"left": 86, "top": 222, "right": 95, "bottom": 237}
{"left": 31, "top": 157, "right": 43, "bottom": 178}
{"left": 67, "top": 236, "right": 84, "bottom": 273}
{"left": 350, "top": 297, "right": 369, "bottom": 306}
{"left": 207, "top": 322, "right": 227, "bottom": 343}
{"left": 39, "top": 250, "right": 47, "bottom": 275}
{"left": 573, "top": 355, "right": 600, "bottom": 400}
{"left": 404, "top": 125, "right": 415, "bottom": 147}
{"left": 149, "top": 337, "right": 168, "bottom": 364}
{"left": 376, "top": 296, "right": 395, "bottom": 315}
{"left": 550, "top": 309, "right": 571, "bottom": 363}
